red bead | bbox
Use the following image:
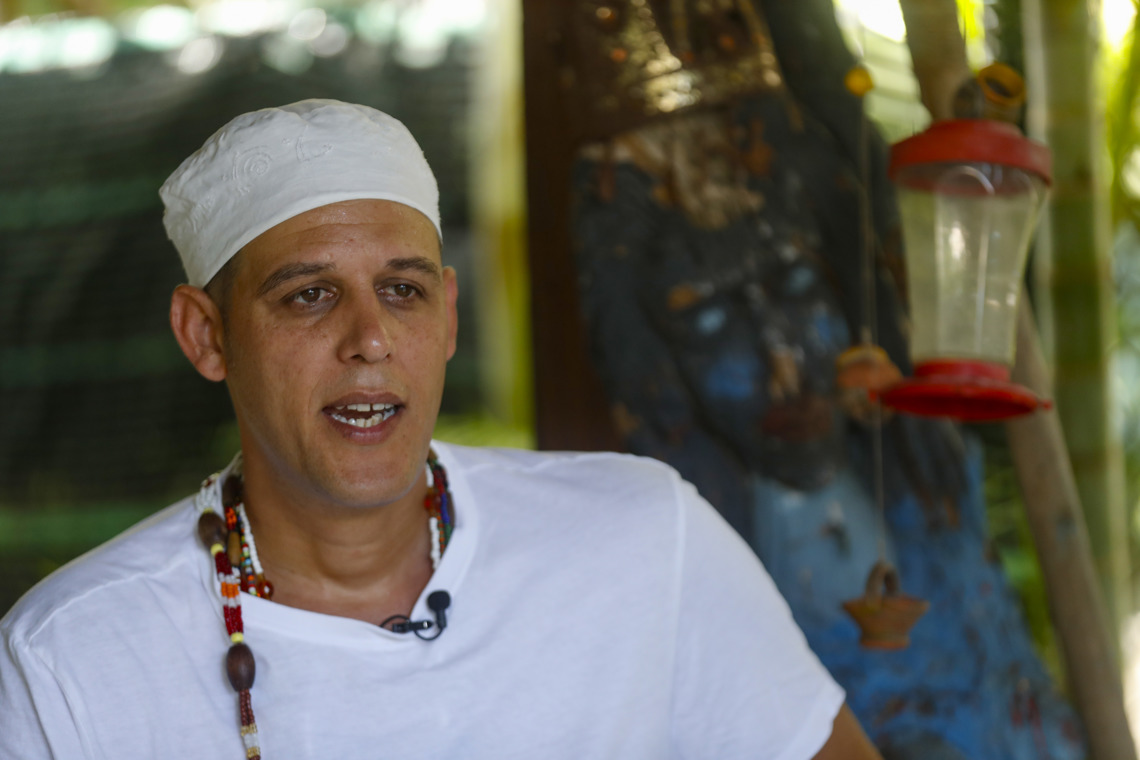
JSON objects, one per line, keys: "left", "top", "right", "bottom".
{"left": 240, "top": 688, "right": 255, "bottom": 724}
{"left": 214, "top": 551, "right": 234, "bottom": 576}
{"left": 223, "top": 605, "right": 243, "bottom": 635}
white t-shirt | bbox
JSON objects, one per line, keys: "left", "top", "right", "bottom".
{"left": 0, "top": 443, "right": 843, "bottom": 759}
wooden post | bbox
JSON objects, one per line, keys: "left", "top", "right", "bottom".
{"left": 1007, "top": 298, "right": 1136, "bottom": 760}
{"left": 520, "top": 0, "right": 622, "bottom": 452}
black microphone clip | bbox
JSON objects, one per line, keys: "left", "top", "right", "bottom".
{"left": 427, "top": 590, "right": 450, "bottom": 633}
{"left": 389, "top": 619, "right": 433, "bottom": 634}
{"left": 384, "top": 590, "right": 451, "bottom": 640}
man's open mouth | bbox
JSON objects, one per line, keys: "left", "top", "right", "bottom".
{"left": 327, "top": 403, "right": 398, "bottom": 429}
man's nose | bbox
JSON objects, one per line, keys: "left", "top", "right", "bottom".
{"left": 336, "top": 291, "right": 393, "bottom": 364}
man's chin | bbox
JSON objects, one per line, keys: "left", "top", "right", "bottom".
{"left": 310, "top": 459, "right": 425, "bottom": 511}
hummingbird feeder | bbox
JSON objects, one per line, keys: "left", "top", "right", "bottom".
{"left": 878, "top": 119, "right": 1053, "bottom": 421}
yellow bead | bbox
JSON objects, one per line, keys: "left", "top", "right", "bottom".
{"left": 210, "top": 543, "right": 225, "bottom": 556}
{"left": 231, "top": 632, "right": 244, "bottom": 643}
{"left": 844, "top": 66, "right": 873, "bottom": 97}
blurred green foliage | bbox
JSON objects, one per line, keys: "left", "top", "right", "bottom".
{"left": 1103, "top": 2, "right": 1140, "bottom": 612}
{"left": 979, "top": 424, "right": 1064, "bottom": 685}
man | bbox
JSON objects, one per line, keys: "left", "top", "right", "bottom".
{"left": 0, "top": 100, "right": 880, "bottom": 759}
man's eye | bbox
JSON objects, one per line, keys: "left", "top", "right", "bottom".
{"left": 385, "top": 283, "right": 419, "bottom": 299}
{"left": 292, "top": 287, "right": 328, "bottom": 304}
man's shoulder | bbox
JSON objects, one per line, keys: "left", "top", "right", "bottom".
{"left": 436, "top": 441, "right": 682, "bottom": 489}
{"left": 436, "top": 441, "right": 698, "bottom": 532}
{"left": 1, "top": 496, "right": 201, "bottom": 647}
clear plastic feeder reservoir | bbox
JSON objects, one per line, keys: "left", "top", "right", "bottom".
{"left": 879, "top": 119, "right": 1052, "bottom": 421}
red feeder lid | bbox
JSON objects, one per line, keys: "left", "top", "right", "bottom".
{"left": 877, "top": 360, "right": 1051, "bottom": 422}
{"left": 889, "top": 120, "right": 1052, "bottom": 186}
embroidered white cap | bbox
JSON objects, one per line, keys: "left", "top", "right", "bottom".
{"left": 160, "top": 99, "right": 441, "bottom": 288}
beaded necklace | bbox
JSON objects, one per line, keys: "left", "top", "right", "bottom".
{"left": 195, "top": 451, "right": 454, "bottom": 760}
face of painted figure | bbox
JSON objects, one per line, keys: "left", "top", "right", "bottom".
{"left": 180, "top": 199, "right": 457, "bottom": 512}
{"left": 638, "top": 211, "right": 850, "bottom": 491}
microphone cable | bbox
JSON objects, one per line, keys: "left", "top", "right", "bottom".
{"left": 381, "top": 590, "right": 450, "bottom": 641}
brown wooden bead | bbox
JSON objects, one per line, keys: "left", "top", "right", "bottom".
{"left": 226, "top": 642, "right": 256, "bottom": 691}
{"left": 222, "top": 474, "right": 243, "bottom": 509}
{"left": 227, "top": 530, "right": 244, "bottom": 567}
{"left": 197, "top": 511, "right": 227, "bottom": 550}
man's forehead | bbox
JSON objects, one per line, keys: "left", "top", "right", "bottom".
{"left": 241, "top": 199, "right": 443, "bottom": 293}
{"left": 246, "top": 199, "right": 440, "bottom": 255}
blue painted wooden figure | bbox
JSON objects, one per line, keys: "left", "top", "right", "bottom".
{"left": 572, "top": 85, "right": 1084, "bottom": 760}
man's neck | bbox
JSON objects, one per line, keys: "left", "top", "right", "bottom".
{"left": 238, "top": 456, "right": 435, "bottom": 627}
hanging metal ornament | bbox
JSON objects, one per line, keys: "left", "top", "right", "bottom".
{"left": 842, "top": 559, "right": 930, "bottom": 650}
{"left": 837, "top": 62, "right": 929, "bottom": 649}
{"left": 836, "top": 343, "right": 901, "bottom": 424}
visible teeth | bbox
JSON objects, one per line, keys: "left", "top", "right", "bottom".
{"left": 329, "top": 406, "right": 397, "bottom": 428}
{"left": 335, "top": 402, "right": 394, "bottom": 412}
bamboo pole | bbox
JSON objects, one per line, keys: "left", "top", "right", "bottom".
{"left": 1007, "top": 297, "right": 1136, "bottom": 760}
{"left": 897, "top": 0, "right": 972, "bottom": 120}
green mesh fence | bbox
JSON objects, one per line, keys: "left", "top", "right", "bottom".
{"left": 0, "top": 20, "right": 485, "bottom": 613}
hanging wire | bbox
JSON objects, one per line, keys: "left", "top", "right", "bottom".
{"left": 849, "top": 22, "right": 889, "bottom": 562}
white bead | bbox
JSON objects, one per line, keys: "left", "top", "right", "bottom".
{"left": 429, "top": 516, "right": 442, "bottom": 570}
{"left": 236, "top": 503, "right": 265, "bottom": 577}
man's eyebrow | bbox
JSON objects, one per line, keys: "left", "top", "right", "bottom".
{"left": 388, "top": 256, "right": 442, "bottom": 281}
{"left": 257, "top": 262, "right": 335, "bottom": 297}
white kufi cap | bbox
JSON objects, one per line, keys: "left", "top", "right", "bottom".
{"left": 160, "top": 99, "right": 441, "bottom": 288}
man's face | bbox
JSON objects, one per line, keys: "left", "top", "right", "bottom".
{"left": 219, "top": 199, "right": 457, "bottom": 510}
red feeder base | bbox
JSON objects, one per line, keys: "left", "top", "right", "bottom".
{"left": 877, "top": 360, "right": 1051, "bottom": 422}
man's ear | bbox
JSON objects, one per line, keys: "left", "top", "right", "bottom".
{"left": 170, "top": 285, "right": 227, "bottom": 381}
{"left": 443, "top": 266, "right": 459, "bottom": 360}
